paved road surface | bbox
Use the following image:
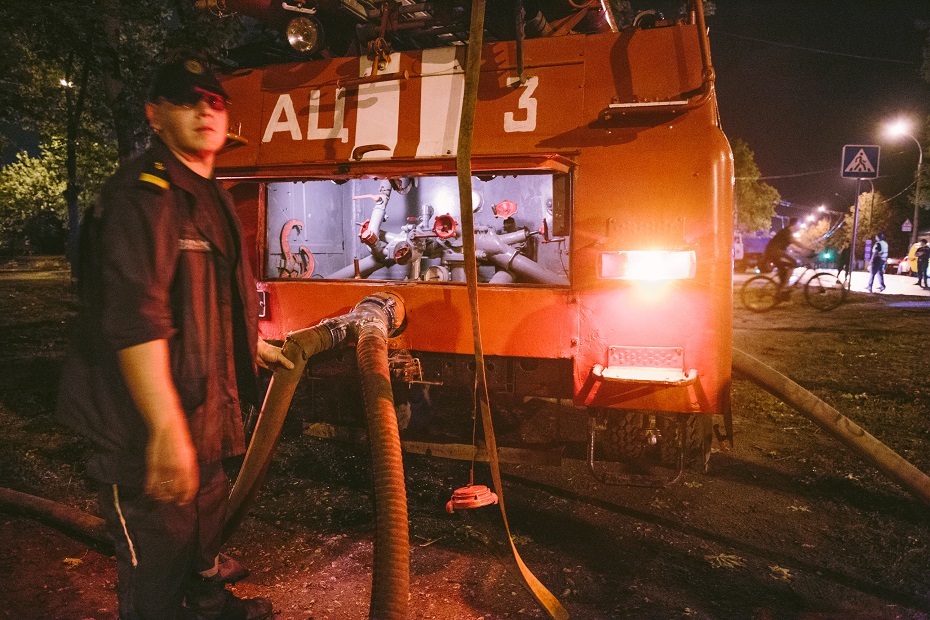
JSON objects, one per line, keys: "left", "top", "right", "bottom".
{"left": 735, "top": 269, "right": 930, "bottom": 299}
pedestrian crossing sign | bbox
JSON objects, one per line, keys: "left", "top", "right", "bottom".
{"left": 842, "top": 145, "right": 880, "bottom": 179}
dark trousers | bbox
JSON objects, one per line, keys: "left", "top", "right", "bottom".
{"left": 918, "top": 260, "right": 929, "bottom": 286}
{"left": 768, "top": 251, "right": 797, "bottom": 287}
{"left": 868, "top": 259, "right": 886, "bottom": 291}
{"left": 97, "top": 462, "right": 228, "bottom": 619}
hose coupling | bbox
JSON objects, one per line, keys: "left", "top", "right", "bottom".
{"left": 320, "top": 317, "right": 350, "bottom": 348}
{"left": 354, "top": 292, "right": 407, "bottom": 337}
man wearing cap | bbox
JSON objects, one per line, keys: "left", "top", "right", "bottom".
{"left": 58, "top": 56, "right": 291, "bottom": 619}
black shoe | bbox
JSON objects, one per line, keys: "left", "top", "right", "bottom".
{"left": 184, "top": 576, "right": 273, "bottom": 620}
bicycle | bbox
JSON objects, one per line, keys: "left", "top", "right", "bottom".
{"left": 740, "top": 262, "right": 846, "bottom": 312}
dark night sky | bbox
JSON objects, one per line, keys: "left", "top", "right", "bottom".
{"left": 707, "top": 0, "right": 930, "bottom": 217}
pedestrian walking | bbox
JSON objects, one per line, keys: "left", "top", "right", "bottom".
{"left": 836, "top": 245, "right": 851, "bottom": 281}
{"left": 867, "top": 232, "right": 888, "bottom": 293}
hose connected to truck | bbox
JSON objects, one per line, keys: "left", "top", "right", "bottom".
{"left": 227, "top": 291, "right": 409, "bottom": 620}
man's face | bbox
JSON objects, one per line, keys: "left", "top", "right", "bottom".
{"left": 146, "top": 91, "right": 228, "bottom": 160}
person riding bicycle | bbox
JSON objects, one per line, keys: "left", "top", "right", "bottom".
{"left": 763, "top": 218, "right": 811, "bottom": 296}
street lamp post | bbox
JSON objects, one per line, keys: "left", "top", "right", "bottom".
{"left": 905, "top": 133, "right": 923, "bottom": 246}
{"left": 886, "top": 120, "right": 924, "bottom": 246}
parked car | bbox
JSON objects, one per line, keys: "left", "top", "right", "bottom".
{"left": 887, "top": 255, "right": 908, "bottom": 274}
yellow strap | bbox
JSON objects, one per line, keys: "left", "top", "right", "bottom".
{"left": 455, "top": 2, "right": 568, "bottom": 618}
{"left": 138, "top": 172, "right": 169, "bottom": 189}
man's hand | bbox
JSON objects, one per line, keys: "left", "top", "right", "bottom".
{"left": 256, "top": 339, "right": 295, "bottom": 371}
{"left": 144, "top": 421, "right": 199, "bottom": 504}
{"left": 117, "top": 340, "right": 199, "bottom": 504}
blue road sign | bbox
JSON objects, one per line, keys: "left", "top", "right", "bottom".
{"left": 842, "top": 145, "right": 880, "bottom": 179}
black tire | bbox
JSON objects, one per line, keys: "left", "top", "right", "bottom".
{"left": 597, "top": 411, "right": 647, "bottom": 461}
{"left": 657, "top": 414, "right": 713, "bottom": 472}
{"left": 804, "top": 272, "right": 846, "bottom": 311}
{"left": 741, "top": 275, "right": 779, "bottom": 312}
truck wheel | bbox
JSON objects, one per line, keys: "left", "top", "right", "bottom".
{"left": 597, "top": 411, "right": 648, "bottom": 461}
{"left": 657, "top": 414, "right": 713, "bottom": 472}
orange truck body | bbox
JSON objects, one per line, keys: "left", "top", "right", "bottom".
{"left": 217, "top": 22, "right": 733, "bottom": 418}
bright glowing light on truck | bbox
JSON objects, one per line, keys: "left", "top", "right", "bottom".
{"left": 598, "top": 250, "right": 696, "bottom": 281}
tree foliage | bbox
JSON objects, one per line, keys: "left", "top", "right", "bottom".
{"left": 916, "top": 116, "right": 930, "bottom": 215}
{"left": 797, "top": 217, "right": 832, "bottom": 255}
{"left": 0, "top": 0, "right": 250, "bottom": 259}
{"left": 0, "top": 149, "right": 66, "bottom": 251}
{"left": 0, "top": 138, "right": 116, "bottom": 253}
{"left": 836, "top": 191, "right": 895, "bottom": 256}
{"left": 732, "top": 138, "right": 780, "bottom": 233}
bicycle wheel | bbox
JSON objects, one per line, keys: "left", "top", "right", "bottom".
{"left": 741, "top": 275, "right": 779, "bottom": 312}
{"left": 804, "top": 272, "right": 846, "bottom": 311}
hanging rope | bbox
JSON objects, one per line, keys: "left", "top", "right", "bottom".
{"left": 455, "top": 1, "right": 568, "bottom": 618}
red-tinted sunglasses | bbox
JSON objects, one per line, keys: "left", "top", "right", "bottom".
{"left": 164, "top": 86, "right": 227, "bottom": 112}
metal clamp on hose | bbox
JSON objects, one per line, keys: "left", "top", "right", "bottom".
{"left": 355, "top": 292, "right": 407, "bottom": 337}
{"left": 320, "top": 317, "right": 349, "bottom": 348}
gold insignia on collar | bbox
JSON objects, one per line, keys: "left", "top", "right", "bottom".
{"left": 139, "top": 173, "right": 170, "bottom": 190}
{"left": 154, "top": 162, "right": 166, "bottom": 170}
{"left": 184, "top": 60, "right": 204, "bottom": 75}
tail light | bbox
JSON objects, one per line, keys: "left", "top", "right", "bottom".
{"left": 598, "top": 250, "right": 696, "bottom": 281}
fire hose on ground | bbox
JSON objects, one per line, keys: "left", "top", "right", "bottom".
{"left": 5, "top": 344, "right": 930, "bottom": 614}
{"left": 731, "top": 348, "right": 930, "bottom": 508}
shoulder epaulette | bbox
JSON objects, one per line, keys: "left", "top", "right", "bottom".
{"left": 137, "top": 161, "right": 170, "bottom": 192}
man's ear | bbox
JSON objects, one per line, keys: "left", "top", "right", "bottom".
{"left": 145, "top": 102, "right": 159, "bottom": 131}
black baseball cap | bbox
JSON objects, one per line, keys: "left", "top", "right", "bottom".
{"left": 147, "top": 57, "right": 228, "bottom": 104}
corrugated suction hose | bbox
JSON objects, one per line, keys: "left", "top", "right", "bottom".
{"left": 357, "top": 315, "right": 409, "bottom": 620}
{"left": 225, "top": 292, "right": 408, "bottom": 620}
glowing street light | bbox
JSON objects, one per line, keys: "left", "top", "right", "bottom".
{"left": 818, "top": 205, "right": 827, "bottom": 212}
{"left": 885, "top": 118, "right": 924, "bottom": 246}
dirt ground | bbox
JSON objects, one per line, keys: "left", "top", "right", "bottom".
{"left": 1, "top": 258, "right": 929, "bottom": 619}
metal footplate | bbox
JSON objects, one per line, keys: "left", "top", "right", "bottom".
{"left": 592, "top": 345, "right": 698, "bottom": 386}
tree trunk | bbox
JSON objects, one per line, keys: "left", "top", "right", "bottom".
{"left": 100, "top": 0, "right": 135, "bottom": 164}
{"left": 65, "top": 56, "right": 91, "bottom": 279}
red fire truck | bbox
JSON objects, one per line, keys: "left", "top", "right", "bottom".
{"left": 214, "top": 0, "right": 732, "bottom": 474}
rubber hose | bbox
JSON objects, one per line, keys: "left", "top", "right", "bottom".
{"left": 225, "top": 324, "right": 335, "bottom": 538}
{"left": 489, "top": 252, "right": 569, "bottom": 286}
{"left": 357, "top": 322, "right": 409, "bottom": 620}
{"left": 732, "top": 347, "right": 930, "bottom": 508}
{"left": 0, "top": 486, "right": 107, "bottom": 545}
{"left": 326, "top": 255, "right": 381, "bottom": 280}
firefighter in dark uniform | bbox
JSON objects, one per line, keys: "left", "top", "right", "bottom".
{"left": 57, "top": 56, "right": 293, "bottom": 619}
